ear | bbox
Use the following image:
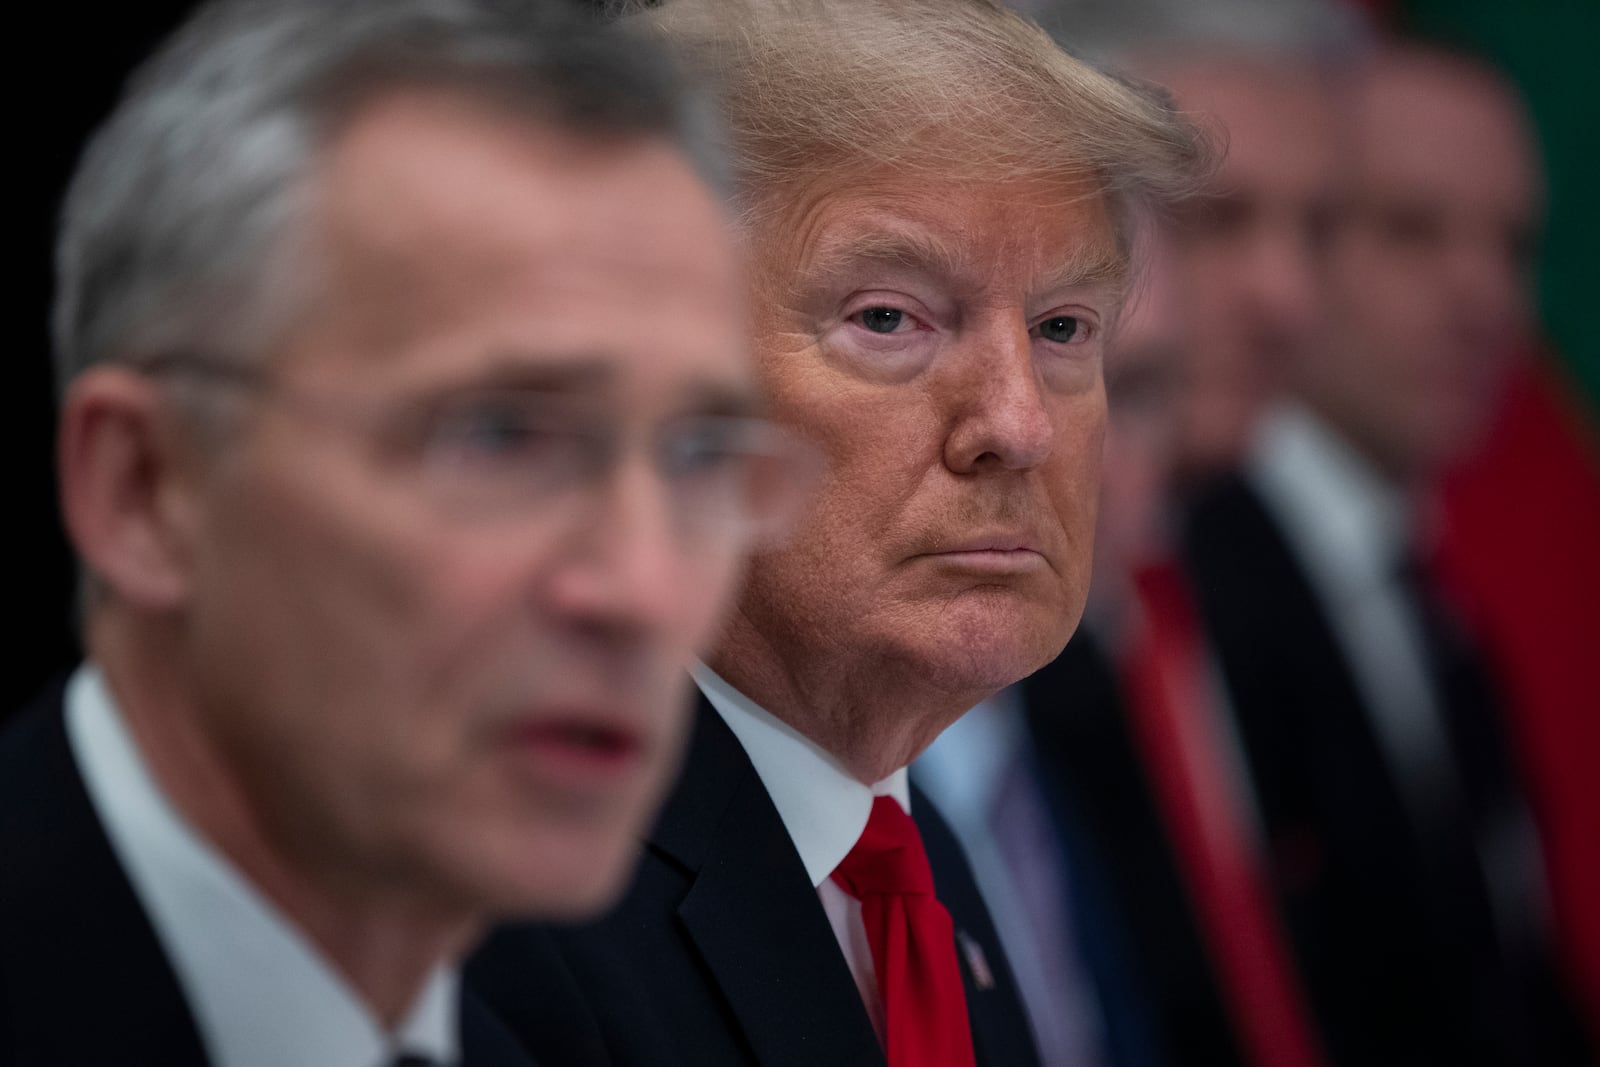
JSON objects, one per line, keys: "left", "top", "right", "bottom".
{"left": 58, "top": 367, "right": 204, "bottom": 611}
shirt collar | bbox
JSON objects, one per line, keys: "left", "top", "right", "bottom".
{"left": 691, "top": 662, "right": 910, "bottom": 887}
{"left": 1248, "top": 403, "right": 1413, "bottom": 600}
{"left": 64, "top": 664, "right": 460, "bottom": 1067}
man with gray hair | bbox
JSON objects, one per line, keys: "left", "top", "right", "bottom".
{"left": 470, "top": 2, "right": 1207, "bottom": 1065}
{"left": 1, "top": 1, "right": 807, "bottom": 1063}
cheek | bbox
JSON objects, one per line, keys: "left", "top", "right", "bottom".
{"left": 1046, "top": 401, "right": 1107, "bottom": 560}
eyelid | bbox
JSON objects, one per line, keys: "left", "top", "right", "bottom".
{"left": 1029, "top": 308, "right": 1100, "bottom": 342}
{"left": 841, "top": 288, "right": 941, "bottom": 325}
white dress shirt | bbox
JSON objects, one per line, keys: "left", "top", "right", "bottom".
{"left": 65, "top": 665, "right": 460, "bottom": 1067}
{"left": 691, "top": 662, "right": 910, "bottom": 1039}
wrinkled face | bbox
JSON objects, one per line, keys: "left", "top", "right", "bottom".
{"left": 726, "top": 171, "right": 1118, "bottom": 698}
{"left": 179, "top": 94, "right": 749, "bottom": 918}
{"left": 1157, "top": 58, "right": 1349, "bottom": 474}
{"left": 1316, "top": 52, "right": 1541, "bottom": 481}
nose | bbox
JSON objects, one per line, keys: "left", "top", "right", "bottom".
{"left": 1444, "top": 233, "right": 1528, "bottom": 348}
{"left": 543, "top": 455, "right": 687, "bottom": 639}
{"left": 1248, "top": 238, "right": 1324, "bottom": 342}
{"left": 943, "top": 319, "right": 1056, "bottom": 473}
{"left": 1240, "top": 218, "right": 1322, "bottom": 341}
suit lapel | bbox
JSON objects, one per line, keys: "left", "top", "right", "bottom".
{"left": 654, "top": 702, "right": 886, "bottom": 1067}
{"left": 911, "top": 783, "right": 1043, "bottom": 1067}
{"left": 460, "top": 986, "right": 540, "bottom": 1067}
{"left": 0, "top": 682, "right": 212, "bottom": 1067}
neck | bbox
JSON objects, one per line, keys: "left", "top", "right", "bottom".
{"left": 90, "top": 614, "right": 478, "bottom": 1027}
{"left": 707, "top": 612, "right": 987, "bottom": 784}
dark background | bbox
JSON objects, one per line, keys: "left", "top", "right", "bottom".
{"left": 14, "top": 5, "right": 199, "bottom": 713}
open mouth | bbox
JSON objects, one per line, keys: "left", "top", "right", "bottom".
{"left": 505, "top": 717, "right": 645, "bottom": 781}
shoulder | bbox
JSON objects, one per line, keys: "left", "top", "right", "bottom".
{"left": 0, "top": 675, "right": 210, "bottom": 1066}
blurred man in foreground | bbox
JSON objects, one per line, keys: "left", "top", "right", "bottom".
{"left": 470, "top": 2, "right": 1206, "bottom": 1065}
{"left": 0, "top": 0, "right": 796, "bottom": 1062}
{"left": 1182, "top": 42, "right": 1589, "bottom": 1064}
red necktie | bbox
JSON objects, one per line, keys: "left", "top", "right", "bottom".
{"left": 831, "top": 795, "right": 978, "bottom": 1067}
{"left": 1124, "top": 559, "right": 1325, "bottom": 1067}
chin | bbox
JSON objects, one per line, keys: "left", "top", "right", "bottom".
{"left": 895, "top": 593, "right": 1078, "bottom": 696}
{"left": 446, "top": 819, "right": 646, "bottom": 924}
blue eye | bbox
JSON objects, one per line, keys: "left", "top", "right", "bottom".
{"left": 858, "top": 307, "right": 905, "bottom": 334}
{"left": 1037, "top": 316, "right": 1081, "bottom": 343}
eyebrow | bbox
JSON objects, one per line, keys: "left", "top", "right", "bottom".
{"left": 801, "top": 223, "right": 1127, "bottom": 296}
{"left": 454, "top": 356, "right": 616, "bottom": 394}
{"left": 805, "top": 228, "right": 969, "bottom": 285}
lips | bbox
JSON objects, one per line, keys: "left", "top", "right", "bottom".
{"left": 501, "top": 714, "right": 647, "bottom": 785}
{"left": 937, "top": 538, "right": 1038, "bottom": 554}
{"left": 910, "top": 532, "right": 1048, "bottom": 575}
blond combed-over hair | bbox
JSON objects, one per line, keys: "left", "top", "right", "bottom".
{"left": 631, "top": 0, "right": 1212, "bottom": 261}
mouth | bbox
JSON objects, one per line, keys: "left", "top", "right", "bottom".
{"left": 500, "top": 714, "right": 647, "bottom": 787}
{"left": 916, "top": 539, "right": 1046, "bottom": 575}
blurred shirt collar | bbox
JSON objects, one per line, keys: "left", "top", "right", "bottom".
{"left": 1249, "top": 403, "right": 1412, "bottom": 599}
{"left": 64, "top": 664, "right": 459, "bottom": 1067}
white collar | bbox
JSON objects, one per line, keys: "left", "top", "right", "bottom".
{"left": 64, "top": 665, "right": 460, "bottom": 1067}
{"left": 691, "top": 662, "right": 911, "bottom": 887}
{"left": 1248, "top": 404, "right": 1413, "bottom": 601}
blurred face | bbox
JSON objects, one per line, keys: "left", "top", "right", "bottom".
{"left": 1314, "top": 51, "right": 1541, "bottom": 482}
{"left": 1097, "top": 229, "right": 1184, "bottom": 596}
{"left": 724, "top": 169, "right": 1118, "bottom": 699}
{"left": 1156, "top": 58, "right": 1349, "bottom": 475}
{"left": 177, "top": 94, "right": 749, "bottom": 918}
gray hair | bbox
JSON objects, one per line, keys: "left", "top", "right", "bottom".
{"left": 1031, "top": 0, "right": 1369, "bottom": 70}
{"left": 631, "top": 0, "right": 1214, "bottom": 274}
{"left": 54, "top": 0, "right": 721, "bottom": 394}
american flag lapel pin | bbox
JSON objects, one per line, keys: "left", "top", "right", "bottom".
{"left": 956, "top": 929, "right": 996, "bottom": 991}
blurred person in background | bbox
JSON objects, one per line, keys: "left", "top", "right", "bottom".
{"left": 0, "top": 0, "right": 789, "bottom": 1063}
{"left": 1033, "top": 0, "right": 1362, "bottom": 482}
{"left": 1181, "top": 39, "right": 1591, "bottom": 1064}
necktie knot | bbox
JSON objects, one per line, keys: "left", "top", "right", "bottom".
{"left": 833, "top": 795, "right": 936, "bottom": 899}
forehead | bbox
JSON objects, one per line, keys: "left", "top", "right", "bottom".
{"left": 1357, "top": 56, "right": 1540, "bottom": 216}
{"left": 770, "top": 169, "right": 1124, "bottom": 296}
{"left": 283, "top": 90, "right": 744, "bottom": 397}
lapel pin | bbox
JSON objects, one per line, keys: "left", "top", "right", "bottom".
{"left": 956, "top": 929, "right": 996, "bottom": 991}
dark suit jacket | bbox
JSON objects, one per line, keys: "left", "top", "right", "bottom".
{"left": 0, "top": 679, "right": 534, "bottom": 1067}
{"left": 1018, "top": 628, "right": 1245, "bottom": 1067}
{"left": 468, "top": 698, "right": 1041, "bottom": 1067}
{"left": 1181, "top": 473, "right": 1589, "bottom": 1066}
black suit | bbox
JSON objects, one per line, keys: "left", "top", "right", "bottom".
{"left": 1181, "top": 473, "right": 1589, "bottom": 1066}
{"left": 468, "top": 698, "right": 1040, "bottom": 1067}
{"left": 0, "top": 680, "right": 535, "bottom": 1067}
{"left": 1016, "top": 629, "right": 1245, "bottom": 1067}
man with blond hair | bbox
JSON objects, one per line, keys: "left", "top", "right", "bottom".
{"left": 470, "top": 2, "right": 1206, "bottom": 1065}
